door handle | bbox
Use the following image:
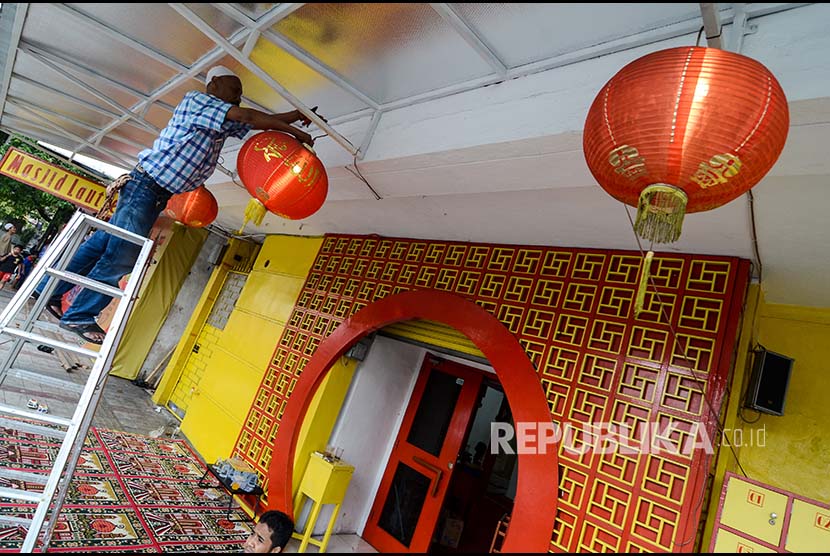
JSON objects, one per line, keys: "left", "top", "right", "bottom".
{"left": 412, "top": 455, "right": 443, "bottom": 496}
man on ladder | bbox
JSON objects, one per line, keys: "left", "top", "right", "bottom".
{"left": 33, "top": 65, "right": 314, "bottom": 344}
{"left": 1, "top": 65, "right": 318, "bottom": 552}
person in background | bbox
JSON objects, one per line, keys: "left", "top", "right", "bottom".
{"left": 14, "top": 251, "right": 36, "bottom": 289}
{"left": 0, "top": 245, "right": 24, "bottom": 292}
{"left": 243, "top": 510, "right": 294, "bottom": 553}
{"left": 0, "top": 223, "right": 16, "bottom": 256}
{"left": 33, "top": 65, "right": 314, "bottom": 344}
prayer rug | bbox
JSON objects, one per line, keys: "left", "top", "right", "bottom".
{"left": 0, "top": 425, "right": 253, "bottom": 552}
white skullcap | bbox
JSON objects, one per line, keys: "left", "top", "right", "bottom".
{"left": 3, "top": 223, "right": 12, "bottom": 230}
{"left": 205, "top": 65, "right": 239, "bottom": 86}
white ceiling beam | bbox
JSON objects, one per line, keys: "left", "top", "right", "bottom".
{"left": 210, "top": 3, "right": 380, "bottom": 111}
{"left": 379, "top": 3, "right": 798, "bottom": 114}
{"left": 6, "top": 96, "right": 147, "bottom": 150}
{"left": 78, "top": 33, "right": 255, "bottom": 157}
{"left": 253, "top": 3, "right": 307, "bottom": 29}
{"left": 170, "top": 2, "right": 359, "bottom": 157}
{"left": 12, "top": 74, "right": 124, "bottom": 120}
{"left": 0, "top": 4, "right": 29, "bottom": 125}
{"left": 260, "top": 29, "right": 381, "bottom": 111}
{"left": 242, "top": 30, "right": 261, "bottom": 58}
{"left": 19, "top": 41, "right": 177, "bottom": 113}
{"left": 53, "top": 3, "right": 190, "bottom": 74}
{"left": 728, "top": 3, "right": 754, "bottom": 54}
{"left": 3, "top": 110, "right": 135, "bottom": 168}
{"left": 699, "top": 3, "right": 724, "bottom": 49}
{"left": 429, "top": 3, "right": 508, "bottom": 77}
{"left": 358, "top": 111, "right": 383, "bottom": 162}
{"left": 78, "top": 4, "right": 301, "bottom": 157}
{"left": 5, "top": 2, "right": 320, "bottom": 168}
{"left": 19, "top": 44, "right": 161, "bottom": 134}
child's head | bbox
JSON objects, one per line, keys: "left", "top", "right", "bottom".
{"left": 243, "top": 510, "right": 293, "bottom": 553}
{"left": 10, "top": 245, "right": 22, "bottom": 254}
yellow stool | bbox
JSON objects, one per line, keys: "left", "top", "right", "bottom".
{"left": 292, "top": 452, "right": 355, "bottom": 553}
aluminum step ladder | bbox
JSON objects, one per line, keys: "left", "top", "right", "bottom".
{"left": 0, "top": 211, "right": 154, "bottom": 552}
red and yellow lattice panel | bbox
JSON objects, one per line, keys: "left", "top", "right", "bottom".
{"left": 233, "top": 235, "right": 749, "bottom": 552}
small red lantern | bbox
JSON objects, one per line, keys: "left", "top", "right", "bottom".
{"left": 583, "top": 46, "right": 789, "bottom": 243}
{"left": 164, "top": 186, "right": 218, "bottom": 228}
{"left": 236, "top": 131, "right": 328, "bottom": 229}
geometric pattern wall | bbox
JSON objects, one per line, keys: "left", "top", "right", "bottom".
{"left": 233, "top": 234, "right": 749, "bottom": 552}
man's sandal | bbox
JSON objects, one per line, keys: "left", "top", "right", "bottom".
{"left": 31, "top": 292, "right": 64, "bottom": 320}
{"left": 59, "top": 321, "right": 106, "bottom": 345}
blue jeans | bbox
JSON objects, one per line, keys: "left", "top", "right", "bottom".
{"left": 36, "top": 167, "right": 171, "bottom": 325}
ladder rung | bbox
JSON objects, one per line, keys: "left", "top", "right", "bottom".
{"left": 0, "top": 468, "right": 50, "bottom": 485}
{"left": 0, "top": 486, "right": 43, "bottom": 503}
{"left": 0, "top": 515, "right": 33, "bottom": 527}
{"left": 0, "top": 416, "right": 67, "bottom": 440}
{"left": 0, "top": 403, "right": 72, "bottom": 427}
{"left": 44, "top": 269, "right": 127, "bottom": 299}
{"left": 32, "top": 321, "right": 63, "bottom": 333}
{"left": 5, "top": 368, "right": 84, "bottom": 394}
{"left": 0, "top": 328, "right": 101, "bottom": 359}
{"left": 87, "top": 217, "right": 149, "bottom": 244}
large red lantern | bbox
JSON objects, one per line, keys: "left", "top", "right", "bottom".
{"left": 164, "top": 186, "right": 218, "bottom": 228}
{"left": 236, "top": 131, "right": 328, "bottom": 229}
{"left": 583, "top": 46, "right": 789, "bottom": 243}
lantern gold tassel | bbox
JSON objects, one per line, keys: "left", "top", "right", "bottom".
{"left": 634, "top": 250, "right": 655, "bottom": 318}
{"left": 635, "top": 184, "right": 688, "bottom": 244}
{"left": 238, "top": 198, "right": 267, "bottom": 234}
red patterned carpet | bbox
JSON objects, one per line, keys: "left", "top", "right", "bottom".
{"left": 0, "top": 423, "right": 253, "bottom": 552}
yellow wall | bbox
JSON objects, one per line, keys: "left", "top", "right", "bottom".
{"left": 110, "top": 223, "right": 207, "bottom": 379}
{"left": 702, "top": 295, "right": 830, "bottom": 549}
{"left": 742, "top": 302, "right": 830, "bottom": 501}
{"left": 176, "top": 235, "right": 323, "bottom": 464}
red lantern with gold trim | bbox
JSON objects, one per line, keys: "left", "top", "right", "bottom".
{"left": 236, "top": 131, "right": 328, "bottom": 229}
{"left": 164, "top": 185, "right": 218, "bottom": 228}
{"left": 583, "top": 46, "right": 789, "bottom": 244}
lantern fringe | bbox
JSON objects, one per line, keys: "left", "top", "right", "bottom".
{"left": 634, "top": 250, "right": 655, "bottom": 318}
{"left": 238, "top": 198, "right": 267, "bottom": 234}
{"left": 635, "top": 184, "right": 688, "bottom": 244}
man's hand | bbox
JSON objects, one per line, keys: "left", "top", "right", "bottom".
{"left": 294, "top": 129, "right": 314, "bottom": 146}
{"left": 293, "top": 106, "right": 328, "bottom": 127}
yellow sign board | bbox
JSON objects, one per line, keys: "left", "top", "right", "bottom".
{"left": 0, "top": 147, "right": 107, "bottom": 212}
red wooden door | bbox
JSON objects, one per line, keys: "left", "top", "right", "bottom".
{"left": 363, "top": 356, "right": 483, "bottom": 553}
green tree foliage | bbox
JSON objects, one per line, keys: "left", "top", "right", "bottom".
{"left": 0, "top": 135, "right": 106, "bottom": 247}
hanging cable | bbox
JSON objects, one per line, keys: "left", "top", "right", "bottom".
{"left": 346, "top": 153, "right": 382, "bottom": 200}
{"left": 747, "top": 190, "right": 764, "bottom": 282}
{"left": 623, "top": 204, "right": 753, "bottom": 548}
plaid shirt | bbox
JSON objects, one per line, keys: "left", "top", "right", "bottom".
{"left": 138, "top": 91, "right": 251, "bottom": 194}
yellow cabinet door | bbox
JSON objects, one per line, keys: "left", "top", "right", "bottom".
{"left": 720, "top": 477, "right": 788, "bottom": 546}
{"left": 713, "top": 529, "right": 777, "bottom": 553}
{"left": 785, "top": 498, "right": 830, "bottom": 552}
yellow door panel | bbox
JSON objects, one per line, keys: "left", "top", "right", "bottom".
{"left": 197, "top": 349, "right": 267, "bottom": 424}
{"left": 721, "top": 477, "right": 788, "bottom": 546}
{"left": 785, "top": 498, "right": 830, "bottom": 552}
{"left": 255, "top": 236, "right": 323, "bottom": 276}
{"left": 217, "top": 311, "right": 284, "bottom": 370}
{"left": 181, "top": 393, "right": 241, "bottom": 464}
{"left": 236, "top": 272, "right": 305, "bottom": 323}
{"left": 168, "top": 324, "right": 222, "bottom": 417}
{"left": 712, "top": 528, "right": 776, "bottom": 553}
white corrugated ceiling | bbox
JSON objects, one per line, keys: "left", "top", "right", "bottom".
{"left": 0, "top": 3, "right": 828, "bottom": 307}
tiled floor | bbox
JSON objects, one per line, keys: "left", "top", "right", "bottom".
{"left": 284, "top": 533, "right": 378, "bottom": 553}
{"left": 0, "top": 289, "right": 379, "bottom": 553}
{"left": 0, "top": 289, "right": 176, "bottom": 434}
